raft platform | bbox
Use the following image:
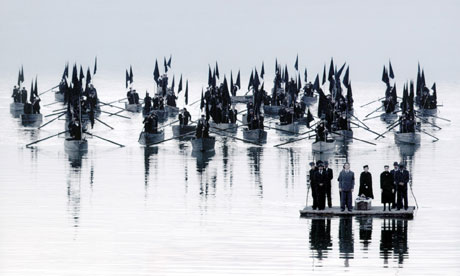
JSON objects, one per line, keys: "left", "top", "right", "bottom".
{"left": 299, "top": 206, "right": 415, "bottom": 219}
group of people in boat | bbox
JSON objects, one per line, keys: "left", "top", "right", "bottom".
{"left": 178, "top": 108, "right": 192, "bottom": 127}
{"left": 143, "top": 92, "right": 165, "bottom": 114}
{"left": 399, "top": 113, "right": 416, "bottom": 133}
{"left": 308, "top": 161, "right": 411, "bottom": 211}
{"left": 12, "top": 85, "right": 42, "bottom": 114}
{"left": 202, "top": 83, "right": 238, "bottom": 125}
{"left": 127, "top": 87, "right": 140, "bottom": 105}
{"left": 246, "top": 102, "right": 264, "bottom": 130}
{"left": 195, "top": 115, "right": 210, "bottom": 138}
{"left": 11, "top": 86, "right": 28, "bottom": 104}
{"left": 143, "top": 113, "right": 159, "bottom": 134}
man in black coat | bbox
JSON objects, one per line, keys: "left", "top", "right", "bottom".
{"left": 315, "top": 163, "right": 328, "bottom": 210}
{"left": 395, "top": 164, "right": 410, "bottom": 210}
{"left": 324, "top": 161, "right": 333, "bottom": 208}
{"left": 308, "top": 162, "right": 318, "bottom": 210}
{"left": 390, "top": 162, "right": 399, "bottom": 208}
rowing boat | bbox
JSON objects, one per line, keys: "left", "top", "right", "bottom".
{"left": 138, "top": 130, "right": 165, "bottom": 146}
{"left": 394, "top": 131, "right": 421, "bottom": 145}
{"left": 275, "top": 122, "right": 299, "bottom": 134}
{"left": 242, "top": 128, "right": 267, "bottom": 143}
{"left": 125, "top": 102, "right": 142, "bottom": 112}
{"left": 172, "top": 124, "right": 196, "bottom": 137}
{"left": 312, "top": 140, "right": 336, "bottom": 153}
{"left": 20, "top": 113, "right": 43, "bottom": 127}
{"left": 231, "top": 95, "right": 252, "bottom": 103}
{"left": 191, "top": 136, "right": 216, "bottom": 152}
{"left": 263, "top": 105, "right": 283, "bottom": 115}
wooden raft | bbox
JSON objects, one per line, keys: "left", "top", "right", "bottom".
{"left": 299, "top": 206, "right": 415, "bottom": 219}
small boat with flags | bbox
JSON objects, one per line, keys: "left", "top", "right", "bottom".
{"left": 191, "top": 136, "right": 216, "bottom": 152}
{"left": 138, "top": 130, "right": 165, "bottom": 146}
{"left": 312, "top": 139, "right": 335, "bottom": 153}
{"left": 242, "top": 128, "right": 267, "bottom": 143}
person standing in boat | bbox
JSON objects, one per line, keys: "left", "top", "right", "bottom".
{"left": 132, "top": 89, "right": 140, "bottom": 104}
{"left": 196, "top": 115, "right": 210, "bottom": 138}
{"left": 308, "top": 161, "right": 318, "bottom": 210}
{"left": 143, "top": 113, "right": 158, "bottom": 134}
{"left": 358, "top": 165, "right": 374, "bottom": 199}
{"left": 380, "top": 165, "right": 394, "bottom": 211}
{"left": 179, "top": 108, "right": 192, "bottom": 126}
{"left": 32, "top": 96, "right": 41, "bottom": 114}
{"left": 127, "top": 87, "right": 134, "bottom": 104}
{"left": 304, "top": 82, "right": 314, "bottom": 97}
{"left": 338, "top": 163, "right": 355, "bottom": 212}
{"left": 20, "top": 86, "right": 28, "bottom": 104}
{"left": 315, "top": 121, "right": 327, "bottom": 142}
{"left": 12, "top": 86, "right": 20, "bottom": 103}
{"left": 143, "top": 92, "right": 152, "bottom": 114}
{"left": 315, "top": 163, "right": 328, "bottom": 210}
{"left": 166, "top": 91, "right": 177, "bottom": 107}
{"left": 395, "top": 163, "right": 410, "bottom": 210}
{"left": 324, "top": 161, "right": 333, "bottom": 208}
{"left": 337, "top": 112, "right": 350, "bottom": 131}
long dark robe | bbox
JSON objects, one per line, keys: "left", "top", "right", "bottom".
{"left": 359, "top": 171, "right": 374, "bottom": 199}
{"left": 380, "top": 171, "right": 394, "bottom": 203}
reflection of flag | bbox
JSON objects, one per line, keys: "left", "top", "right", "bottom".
{"left": 306, "top": 108, "right": 314, "bottom": 128}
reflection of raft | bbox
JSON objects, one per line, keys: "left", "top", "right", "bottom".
{"left": 299, "top": 206, "right": 415, "bottom": 219}
{"left": 20, "top": 113, "right": 43, "bottom": 127}
{"left": 138, "top": 130, "right": 165, "bottom": 146}
{"left": 242, "top": 128, "right": 267, "bottom": 143}
{"left": 394, "top": 131, "right": 421, "bottom": 145}
{"left": 191, "top": 137, "right": 216, "bottom": 152}
{"left": 311, "top": 140, "right": 335, "bottom": 153}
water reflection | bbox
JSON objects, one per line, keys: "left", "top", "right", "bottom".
{"left": 66, "top": 169, "right": 81, "bottom": 229}
{"left": 143, "top": 146, "right": 159, "bottom": 197}
{"left": 357, "top": 217, "right": 373, "bottom": 251}
{"left": 380, "top": 219, "right": 409, "bottom": 266}
{"left": 247, "top": 147, "right": 263, "bottom": 197}
{"left": 339, "top": 217, "right": 354, "bottom": 266}
{"left": 309, "top": 218, "right": 332, "bottom": 260}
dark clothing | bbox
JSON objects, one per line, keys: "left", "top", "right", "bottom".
{"left": 390, "top": 169, "right": 399, "bottom": 207}
{"left": 314, "top": 170, "right": 328, "bottom": 210}
{"left": 325, "top": 168, "right": 333, "bottom": 207}
{"left": 144, "top": 96, "right": 152, "bottom": 113}
{"left": 338, "top": 170, "right": 355, "bottom": 191}
{"left": 309, "top": 168, "right": 318, "bottom": 209}
{"left": 196, "top": 119, "right": 210, "bottom": 138}
{"left": 340, "top": 191, "right": 353, "bottom": 211}
{"left": 380, "top": 171, "right": 394, "bottom": 204}
{"left": 395, "top": 169, "right": 410, "bottom": 210}
{"left": 359, "top": 171, "right": 374, "bottom": 199}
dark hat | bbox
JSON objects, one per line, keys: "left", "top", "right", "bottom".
{"left": 318, "top": 163, "right": 324, "bottom": 168}
{"left": 399, "top": 163, "right": 405, "bottom": 168}
{"left": 393, "top": 162, "right": 399, "bottom": 166}
{"left": 324, "top": 161, "right": 329, "bottom": 166}
{"left": 309, "top": 162, "right": 315, "bottom": 166}
{"left": 363, "top": 165, "right": 368, "bottom": 169}
{"left": 316, "top": 160, "right": 323, "bottom": 166}
{"left": 384, "top": 165, "right": 389, "bottom": 168}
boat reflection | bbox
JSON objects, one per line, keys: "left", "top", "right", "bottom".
{"left": 143, "top": 146, "right": 159, "bottom": 195}
{"left": 380, "top": 218, "right": 409, "bottom": 266}
{"left": 309, "top": 218, "right": 332, "bottom": 260}
{"left": 247, "top": 147, "right": 263, "bottom": 197}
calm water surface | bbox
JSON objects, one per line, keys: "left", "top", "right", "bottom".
{"left": 0, "top": 78, "right": 459, "bottom": 275}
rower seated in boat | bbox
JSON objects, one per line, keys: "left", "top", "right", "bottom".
{"left": 336, "top": 112, "right": 350, "bottom": 130}
{"left": 383, "top": 96, "right": 396, "bottom": 113}
{"left": 196, "top": 115, "right": 210, "bottom": 138}
{"left": 178, "top": 108, "right": 192, "bottom": 126}
{"left": 228, "top": 106, "right": 237, "bottom": 124}
{"left": 32, "top": 96, "right": 41, "bottom": 114}
{"left": 87, "top": 84, "right": 98, "bottom": 108}
{"left": 68, "top": 119, "right": 82, "bottom": 140}
{"left": 143, "top": 113, "right": 159, "bottom": 134}
{"left": 399, "top": 113, "right": 415, "bottom": 133}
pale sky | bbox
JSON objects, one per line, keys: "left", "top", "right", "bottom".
{"left": 0, "top": 0, "right": 458, "bottom": 83}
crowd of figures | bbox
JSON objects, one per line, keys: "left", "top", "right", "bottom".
{"left": 309, "top": 217, "right": 409, "bottom": 265}
{"left": 308, "top": 161, "right": 411, "bottom": 211}
{"left": 11, "top": 66, "right": 42, "bottom": 115}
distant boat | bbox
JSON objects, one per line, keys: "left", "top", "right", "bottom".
{"left": 172, "top": 124, "right": 196, "bottom": 137}
{"left": 394, "top": 131, "right": 421, "bottom": 145}
{"left": 138, "top": 130, "right": 165, "bottom": 146}
{"left": 191, "top": 136, "right": 216, "bottom": 152}
{"left": 20, "top": 113, "right": 43, "bottom": 127}
{"left": 275, "top": 122, "right": 299, "bottom": 134}
{"left": 242, "top": 128, "right": 267, "bottom": 143}
{"left": 124, "top": 102, "right": 142, "bottom": 112}
{"left": 312, "top": 140, "right": 335, "bottom": 153}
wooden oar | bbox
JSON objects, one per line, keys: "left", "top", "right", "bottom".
{"left": 360, "top": 97, "right": 385, "bottom": 108}
{"left": 421, "top": 130, "right": 439, "bottom": 142}
{"left": 26, "top": 130, "right": 68, "bottom": 147}
{"left": 108, "top": 109, "right": 127, "bottom": 117}
{"left": 38, "top": 85, "right": 59, "bottom": 96}
{"left": 100, "top": 110, "right": 130, "bottom": 119}
{"left": 375, "top": 121, "right": 401, "bottom": 140}
{"left": 364, "top": 105, "right": 384, "bottom": 118}
{"left": 38, "top": 112, "right": 66, "bottom": 129}
{"left": 52, "top": 107, "right": 67, "bottom": 112}
{"left": 273, "top": 135, "right": 310, "bottom": 147}
{"left": 331, "top": 131, "right": 376, "bottom": 146}
{"left": 147, "top": 130, "right": 196, "bottom": 145}
{"left": 95, "top": 118, "right": 114, "bottom": 130}
{"left": 44, "top": 101, "right": 61, "bottom": 107}
{"left": 84, "top": 131, "right": 124, "bottom": 147}
{"left": 99, "top": 101, "right": 126, "bottom": 111}
{"left": 45, "top": 111, "right": 66, "bottom": 118}
{"left": 349, "top": 113, "right": 370, "bottom": 129}
{"left": 349, "top": 121, "right": 385, "bottom": 138}
{"left": 415, "top": 115, "right": 442, "bottom": 130}
{"left": 415, "top": 111, "right": 451, "bottom": 122}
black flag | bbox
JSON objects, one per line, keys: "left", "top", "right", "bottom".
{"left": 381, "top": 66, "right": 389, "bottom": 84}
{"left": 185, "top": 80, "right": 189, "bottom": 105}
{"left": 208, "top": 65, "right": 212, "bottom": 87}
{"left": 230, "top": 71, "right": 234, "bottom": 96}
{"left": 313, "top": 74, "right": 320, "bottom": 91}
{"left": 94, "top": 56, "right": 97, "bottom": 75}
{"left": 297, "top": 74, "right": 301, "bottom": 91}
{"left": 284, "top": 65, "right": 289, "bottom": 83}
{"left": 304, "top": 68, "right": 308, "bottom": 82}
{"left": 79, "top": 66, "right": 84, "bottom": 84}
{"left": 322, "top": 64, "right": 326, "bottom": 85}
{"left": 248, "top": 71, "right": 253, "bottom": 90}
{"left": 389, "top": 60, "right": 394, "bottom": 79}
{"left": 343, "top": 67, "right": 349, "bottom": 88}
{"left": 129, "top": 66, "right": 133, "bottom": 83}
{"left": 261, "top": 62, "right": 265, "bottom": 79}
{"left": 215, "top": 62, "right": 219, "bottom": 79}
{"left": 200, "top": 90, "right": 204, "bottom": 110}
{"left": 328, "top": 58, "right": 334, "bottom": 81}
{"left": 253, "top": 69, "right": 260, "bottom": 89}
{"left": 164, "top": 57, "right": 168, "bottom": 73}
{"left": 72, "top": 64, "right": 78, "bottom": 86}
{"left": 294, "top": 55, "right": 298, "bottom": 71}
{"left": 86, "top": 67, "right": 92, "bottom": 87}
{"left": 30, "top": 80, "right": 34, "bottom": 103}
{"left": 153, "top": 60, "right": 160, "bottom": 84}
{"left": 167, "top": 55, "right": 172, "bottom": 68}
{"left": 125, "top": 70, "right": 129, "bottom": 88}
{"left": 178, "top": 75, "right": 183, "bottom": 93}
{"left": 17, "top": 69, "right": 21, "bottom": 86}
{"left": 337, "top": 62, "right": 346, "bottom": 77}
{"left": 171, "top": 75, "right": 175, "bottom": 92}
{"left": 236, "top": 70, "right": 241, "bottom": 89}
{"left": 306, "top": 108, "right": 314, "bottom": 128}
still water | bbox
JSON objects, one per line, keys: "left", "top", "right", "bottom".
{"left": 0, "top": 78, "right": 459, "bottom": 275}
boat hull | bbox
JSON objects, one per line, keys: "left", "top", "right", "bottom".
{"left": 20, "top": 114, "right": 43, "bottom": 127}
{"left": 275, "top": 122, "right": 299, "bottom": 134}
{"left": 394, "top": 132, "right": 421, "bottom": 145}
{"left": 191, "top": 137, "right": 216, "bottom": 152}
{"left": 125, "top": 102, "right": 142, "bottom": 112}
{"left": 312, "top": 140, "right": 335, "bottom": 153}
{"left": 55, "top": 91, "right": 64, "bottom": 102}
{"left": 242, "top": 128, "right": 267, "bottom": 143}
{"left": 64, "top": 138, "right": 88, "bottom": 152}
{"left": 172, "top": 125, "right": 196, "bottom": 137}
{"left": 263, "top": 105, "right": 282, "bottom": 115}
{"left": 138, "top": 131, "right": 165, "bottom": 146}
{"left": 10, "top": 102, "right": 24, "bottom": 117}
